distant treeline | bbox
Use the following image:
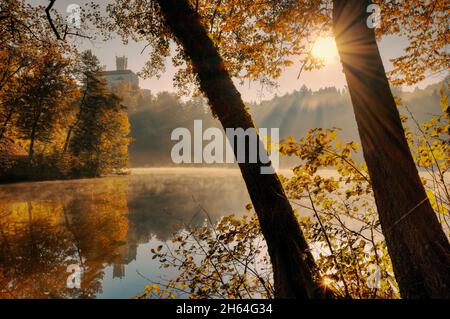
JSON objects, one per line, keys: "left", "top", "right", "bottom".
{"left": 127, "top": 81, "right": 445, "bottom": 167}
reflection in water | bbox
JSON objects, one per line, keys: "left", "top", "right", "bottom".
{"left": 0, "top": 168, "right": 250, "bottom": 298}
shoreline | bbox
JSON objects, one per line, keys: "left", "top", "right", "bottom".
{"left": 1, "top": 166, "right": 446, "bottom": 186}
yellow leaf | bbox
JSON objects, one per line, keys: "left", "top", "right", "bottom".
{"left": 440, "top": 95, "right": 448, "bottom": 113}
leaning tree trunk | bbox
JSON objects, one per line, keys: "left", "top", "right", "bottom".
{"left": 155, "top": 0, "right": 329, "bottom": 298}
{"left": 333, "top": 0, "right": 450, "bottom": 298}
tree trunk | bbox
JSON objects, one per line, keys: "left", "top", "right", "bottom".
{"left": 63, "top": 125, "right": 74, "bottom": 153}
{"left": 332, "top": 0, "right": 450, "bottom": 298}
{"left": 28, "top": 122, "right": 37, "bottom": 162}
{"left": 0, "top": 109, "right": 14, "bottom": 142}
{"left": 155, "top": 0, "right": 329, "bottom": 298}
{"left": 65, "top": 85, "right": 88, "bottom": 153}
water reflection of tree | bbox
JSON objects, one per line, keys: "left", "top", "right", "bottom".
{"left": 0, "top": 179, "right": 129, "bottom": 298}
{"left": 0, "top": 173, "right": 250, "bottom": 298}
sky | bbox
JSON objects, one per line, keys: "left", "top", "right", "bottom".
{"left": 34, "top": 0, "right": 448, "bottom": 102}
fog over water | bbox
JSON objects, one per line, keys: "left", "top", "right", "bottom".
{"left": 0, "top": 168, "right": 253, "bottom": 298}
{"left": 1, "top": 168, "right": 447, "bottom": 298}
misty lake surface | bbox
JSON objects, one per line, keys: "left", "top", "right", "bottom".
{"left": 0, "top": 168, "right": 255, "bottom": 299}
{"left": 1, "top": 167, "right": 445, "bottom": 298}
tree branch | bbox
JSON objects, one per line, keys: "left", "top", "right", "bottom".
{"left": 45, "top": 0, "right": 62, "bottom": 40}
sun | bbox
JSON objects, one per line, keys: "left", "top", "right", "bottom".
{"left": 311, "top": 37, "right": 339, "bottom": 64}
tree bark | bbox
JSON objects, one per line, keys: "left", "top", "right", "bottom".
{"left": 333, "top": 0, "right": 450, "bottom": 298}
{"left": 155, "top": 0, "right": 329, "bottom": 298}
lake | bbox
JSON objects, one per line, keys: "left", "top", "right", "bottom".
{"left": 1, "top": 167, "right": 445, "bottom": 299}
{"left": 0, "top": 168, "right": 252, "bottom": 299}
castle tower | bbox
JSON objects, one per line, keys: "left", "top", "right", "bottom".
{"left": 104, "top": 55, "right": 139, "bottom": 89}
{"left": 116, "top": 56, "right": 128, "bottom": 71}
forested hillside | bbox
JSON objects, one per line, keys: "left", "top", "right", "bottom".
{"left": 128, "top": 79, "right": 446, "bottom": 167}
